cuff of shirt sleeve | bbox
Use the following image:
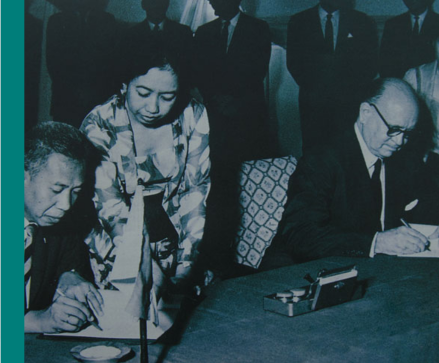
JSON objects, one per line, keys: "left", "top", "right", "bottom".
{"left": 369, "top": 232, "right": 379, "bottom": 258}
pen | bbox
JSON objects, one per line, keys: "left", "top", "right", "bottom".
{"left": 400, "top": 218, "right": 431, "bottom": 251}
{"left": 56, "top": 288, "right": 103, "bottom": 331}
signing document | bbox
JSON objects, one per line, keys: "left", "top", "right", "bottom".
{"left": 398, "top": 224, "right": 439, "bottom": 258}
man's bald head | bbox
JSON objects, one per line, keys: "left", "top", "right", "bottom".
{"left": 356, "top": 78, "right": 419, "bottom": 159}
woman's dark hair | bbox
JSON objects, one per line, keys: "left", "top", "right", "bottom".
{"left": 117, "top": 35, "right": 191, "bottom": 117}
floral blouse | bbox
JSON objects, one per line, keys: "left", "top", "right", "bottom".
{"left": 80, "top": 95, "right": 211, "bottom": 286}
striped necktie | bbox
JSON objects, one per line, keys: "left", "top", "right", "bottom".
{"left": 25, "top": 224, "right": 37, "bottom": 287}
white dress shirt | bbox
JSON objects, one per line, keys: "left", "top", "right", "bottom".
{"left": 410, "top": 9, "right": 428, "bottom": 32}
{"left": 148, "top": 20, "right": 165, "bottom": 32}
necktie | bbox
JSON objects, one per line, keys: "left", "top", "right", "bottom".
{"left": 153, "top": 23, "right": 160, "bottom": 33}
{"left": 371, "top": 159, "right": 382, "bottom": 231}
{"left": 25, "top": 224, "right": 37, "bottom": 284}
{"left": 25, "top": 224, "right": 37, "bottom": 310}
{"left": 220, "top": 20, "right": 230, "bottom": 54}
{"left": 413, "top": 16, "right": 420, "bottom": 37}
{"left": 325, "top": 13, "right": 334, "bottom": 54}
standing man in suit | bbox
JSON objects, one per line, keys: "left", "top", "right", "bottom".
{"left": 25, "top": 122, "right": 103, "bottom": 333}
{"left": 194, "top": 0, "right": 272, "bottom": 277}
{"left": 264, "top": 78, "right": 439, "bottom": 266}
{"left": 287, "top": 0, "right": 378, "bottom": 153}
{"left": 380, "top": 0, "right": 439, "bottom": 79}
{"left": 119, "top": 0, "right": 194, "bottom": 76}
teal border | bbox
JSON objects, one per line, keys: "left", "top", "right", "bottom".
{"left": 2, "top": 0, "right": 24, "bottom": 362}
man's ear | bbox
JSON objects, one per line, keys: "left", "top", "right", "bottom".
{"left": 121, "top": 83, "right": 127, "bottom": 95}
{"left": 358, "top": 102, "right": 371, "bottom": 125}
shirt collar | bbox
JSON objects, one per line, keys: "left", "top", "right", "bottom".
{"left": 222, "top": 11, "right": 240, "bottom": 27}
{"left": 354, "top": 123, "right": 379, "bottom": 170}
{"left": 148, "top": 20, "right": 165, "bottom": 31}
{"left": 410, "top": 8, "right": 428, "bottom": 22}
{"left": 318, "top": 5, "right": 340, "bottom": 22}
{"left": 25, "top": 218, "right": 31, "bottom": 229}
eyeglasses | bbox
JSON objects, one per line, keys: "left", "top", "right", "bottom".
{"left": 368, "top": 103, "right": 414, "bottom": 139}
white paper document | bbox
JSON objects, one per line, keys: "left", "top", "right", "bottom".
{"left": 46, "top": 285, "right": 175, "bottom": 340}
{"left": 398, "top": 224, "right": 439, "bottom": 258}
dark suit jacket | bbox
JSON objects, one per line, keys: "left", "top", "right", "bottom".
{"left": 286, "top": 6, "right": 378, "bottom": 150}
{"left": 380, "top": 10, "right": 439, "bottom": 79}
{"left": 194, "top": 13, "right": 271, "bottom": 160}
{"left": 28, "top": 226, "right": 94, "bottom": 312}
{"left": 273, "top": 128, "right": 439, "bottom": 263}
{"left": 119, "top": 18, "right": 194, "bottom": 68}
{"left": 46, "top": 10, "right": 117, "bottom": 127}
{"left": 287, "top": 6, "right": 378, "bottom": 96}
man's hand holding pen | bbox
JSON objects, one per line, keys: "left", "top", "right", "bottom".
{"left": 24, "top": 271, "right": 104, "bottom": 334}
{"left": 375, "top": 225, "right": 430, "bottom": 255}
{"left": 54, "top": 270, "right": 104, "bottom": 331}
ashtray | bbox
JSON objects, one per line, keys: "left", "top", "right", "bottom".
{"left": 70, "top": 342, "right": 132, "bottom": 363}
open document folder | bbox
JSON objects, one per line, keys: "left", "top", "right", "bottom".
{"left": 398, "top": 224, "right": 439, "bottom": 258}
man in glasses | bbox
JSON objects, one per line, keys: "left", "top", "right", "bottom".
{"left": 261, "top": 78, "right": 439, "bottom": 268}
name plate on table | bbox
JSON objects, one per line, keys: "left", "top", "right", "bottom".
{"left": 264, "top": 265, "right": 363, "bottom": 317}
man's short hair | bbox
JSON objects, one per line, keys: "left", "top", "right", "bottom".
{"left": 25, "top": 121, "right": 96, "bottom": 176}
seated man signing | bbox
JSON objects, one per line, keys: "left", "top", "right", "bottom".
{"left": 269, "top": 78, "right": 439, "bottom": 264}
{"left": 24, "top": 121, "right": 103, "bottom": 333}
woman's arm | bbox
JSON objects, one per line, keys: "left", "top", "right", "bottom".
{"left": 81, "top": 111, "right": 131, "bottom": 284}
{"left": 174, "top": 103, "right": 211, "bottom": 280}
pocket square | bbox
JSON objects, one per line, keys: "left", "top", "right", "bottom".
{"left": 404, "top": 199, "right": 418, "bottom": 211}
{"left": 347, "top": 33, "right": 354, "bottom": 38}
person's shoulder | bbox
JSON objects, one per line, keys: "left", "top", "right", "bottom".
{"left": 384, "top": 12, "right": 409, "bottom": 27}
{"left": 302, "top": 131, "right": 358, "bottom": 166}
{"left": 81, "top": 96, "right": 119, "bottom": 131}
{"left": 178, "top": 98, "right": 208, "bottom": 132}
{"left": 426, "top": 9, "right": 439, "bottom": 19}
{"left": 289, "top": 5, "right": 317, "bottom": 22}
{"left": 239, "top": 13, "right": 268, "bottom": 27}
{"left": 196, "top": 18, "right": 220, "bottom": 34}
{"left": 184, "top": 98, "right": 207, "bottom": 120}
{"left": 166, "top": 19, "right": 192, "bottom": 33}
{"left": 345, "top": 8, "right": 374, "bottom": 21}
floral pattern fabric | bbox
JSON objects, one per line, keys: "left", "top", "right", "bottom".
{"left": 80, "top": 96, "right": 211, "bottom": 286}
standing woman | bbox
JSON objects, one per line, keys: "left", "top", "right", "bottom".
{"left": 80, "top": 42, "right": 211, "bottom": 307}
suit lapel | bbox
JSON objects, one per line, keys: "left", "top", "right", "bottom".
{"left": 227, "top": 14, "right": 242, "bottom": 57}
{"left": 421, "top": 10, "right": 438, "bottom": 36}
{"left": 342, "top": 130, "right": 381, "bottom": 229}
{"left": 336, "top": 10, "right": 349, "bottom": 52}
{"left": 310, "top": 6, "right": 325, "bottom": 45}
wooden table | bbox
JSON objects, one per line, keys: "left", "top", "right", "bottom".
{"left": 25, "top": 256, "right": 439, "bottom": 363}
